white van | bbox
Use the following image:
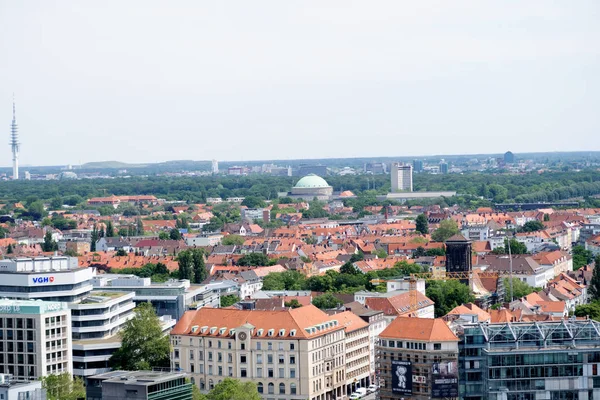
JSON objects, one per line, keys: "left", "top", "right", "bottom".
{"left": 353, "top": 387, "right": 367, "bottom": 397}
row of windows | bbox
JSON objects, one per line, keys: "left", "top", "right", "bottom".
{"left": 380, "top": 339, "right": 442, "bottom": 351}
{"left": 188, "top": 363, "right": 297, "bottom": 379}
{"left": 0, "top": 330, "right": 35, "bottom": 341}
{"left": 0, "top": 341, "right": 35, "bottom": 353}
{"left": 0, "top": 318, "right": 35, "bottom": 329}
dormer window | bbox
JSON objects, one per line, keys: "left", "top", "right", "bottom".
{"left": 290, "top": 329, "right": 296, "bottom": 337}
{"left": 267, "top": 329, "right": 274, "bottom": 337}
{"left": 279, "top": 329, "right": 286, "bottom": 337}
{"left": 257, "top": 329, "right": 264, "bottom": 336}
{"left": 200, "top": 326, "right": 208, "bottom": 334}
{"left": 210, "top": 327, "right": 217, "bottom": 335}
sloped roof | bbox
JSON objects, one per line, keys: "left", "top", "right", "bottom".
{"left": 379, "top": 317, "right": 458, "bottom": 341}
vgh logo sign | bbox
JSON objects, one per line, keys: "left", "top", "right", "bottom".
{"left": 32, "top": 276, "right": 55, "bottom": 284}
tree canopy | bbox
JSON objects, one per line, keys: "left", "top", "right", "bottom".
{"left": 520, "top": 220, "right": 546, "bottom": 232}
{"left": 426, "top": 280, "right": 475, "bottom": 317}
{"left": 415, "top": 214, "right": 429, "bottom": 235}
{"left": 41, "top": 373, "right": 86, "bottom": 400}
{"left": 573, "top": 245, "right": 594, "bottom": 270}
{"left": 431, "top": 220, "right": 460, "bottom": 242}
{"left": 109, "top": 303, "right": 170, "bottom": 370}
{"left": 207, "top": 378, "right": 261, "bottom": 400}
{"left": 312, "top": 293, "right": 342, "bottom": 309}
{"left": 222, "top": 234, "right": 245, "bottom": 246}
{"left": 503, "top": 277, "right": 539, "bottom": 302}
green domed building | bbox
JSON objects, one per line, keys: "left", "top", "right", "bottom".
{"left": 289, "top": 174, "right": 334, "bottom": 200}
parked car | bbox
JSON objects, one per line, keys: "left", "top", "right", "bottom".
{"left": 353, "top": 387, "right": 367, "bottom": 397}
{"left": 367, "top": 384, "right": 378, "bottom": 394}
{"left": 349, "top": 394, "right": 362, "bottom": 400}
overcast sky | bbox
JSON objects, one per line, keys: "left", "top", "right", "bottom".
{"left": 1, "top": 1, "right": 599, "bottom": 166}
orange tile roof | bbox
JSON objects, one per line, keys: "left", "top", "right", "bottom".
{"left": 171, "top": 305, "right": 344, "bottom": 339}
{"left": 379, "top": 317, "right": 458, "bottom": 341}
{"left": 446, "top": 303, "right": 491, "bottom": 322}
{"left": 489, "top": 309, "right": 516, "bottom": 323}
{"left": 537, "top": 301, "right": 566, "bottom": 313}
{"left": 365, "top": 291, "right": 433, "bottom": 317}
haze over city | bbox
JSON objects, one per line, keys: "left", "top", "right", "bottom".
{"left": 1, "top": 1, "right": 599, "bottom": 166}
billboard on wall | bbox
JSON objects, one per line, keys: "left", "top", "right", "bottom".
{"left": 391, "top": 360, "right": 412, "bottom": 395}
{"left": 431, "top": 361, "right": 458, "bottom": 398}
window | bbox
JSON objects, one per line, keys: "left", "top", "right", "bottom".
{"left": 208, "top": 352, "right": 213, "bottom": 361}
{"left": 228, "top": 354, "right": 232, "bottom": 363}
{"left": 228, "top": 342, "right": 232, "bottom": 349}
{"left": 434, "top": 343, "right": 441, "bottom": 350}
{"left": 268, "top": 368, "right": 274, "bottom": 378}
{"left": 279, "top": 368, "right": 284, "bottom": 378}
{"left": 290, "top": 343, "right": 295, "bottom": 350}
{"left": 257, "top": 367, "right": 263, "bottom": 377}
{"left": 290, "top": 356, "right": 296, "bottom": 364}
{"left": 241, "top": 355, "right": 247, "bottom": 363}
{"left": 191, "top": 364, "right": 195, "bottom": 373}
{"left": 208, "top": 340, "right": 213, "bottom": 348}
{"left": 268, "top": 342, "right": 273, "bottom": 350}
{"left": 257, "top": 342, "right": 262, "bottom": 350}
{"left": 290, "top": 383, "right": 296, "bottom": 395}
{"left": 218, "top": 353, "right": 222, "bottom": 362}
{"left": 190, "top": 350, "right": 194, "bottom": 360}
{"left": 218, "top": 341, "right": 222, "bottom": 348}
{"left": 228, "top": 367, "right": 233, "bottom": 377}
{"left": 279, "top": 355, "right": 285, "bottom": 364}
{"left": 208, "top": 366, "right": 213, "bottom": 375}
{"left": 290, "top": 369, "right": 296, "bottom": 378}
{"left": 268, "top": 355, "right": 273, "bottom": 364}
{"left": 218, "top": 366, "right": 222, "bottom": 376}
{"left": 268, "top": 383, "right": 274, "bottom": 395}
{"left": 257, "top": 354, "right": 263, "bottom": 364}
{"left": 279, "top": 342, "right": 284, "bottom": 351}
{"left": 174, "top": 350, "right": 180, "bottom": 359}
{"left": 279, "top": 383, "right": 285, "bottom": 394}
{"left": 241, "top": 343, "right": 245, "bottom": 350}
{"left": 241, "top": 368, "right": 247, "bottom": 377}
{"left": 258, "top": 383, "right": 264, "bottom": 394}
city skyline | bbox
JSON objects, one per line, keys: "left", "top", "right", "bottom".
{"left": 1, "top": 1, "right": 599, "bottom": 166}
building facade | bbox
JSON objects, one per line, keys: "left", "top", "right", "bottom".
{"left": 0, "top": 299, "right": 72, "bottom": 380}
{"left": 87, "top": 370, "right": 192, "bottom": 400}
{"left": 0, "top": 256, "right": 94, "bottom": 303}
{"left": 170, "top": 306, "right": 370, "bottom": 400}
{"left": 458, "top": 319, "right": 600, "bottom": 400}
{"left": 391, "top": 163, "right": 413, "bottom": 192}
{"left": 377, "top": 318, "right": 459, "bottom": 400}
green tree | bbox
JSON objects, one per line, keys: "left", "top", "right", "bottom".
{"left": 237, "top": 253, "right": 273, "bottom": 266}
{"left": 285, "top": 299, "right": 302, "bottom": 308}
{"left": 193, "top": 383, "right": 207, "bottom": 400}
{"left": 49, "top": 197, "right": 63, "bottom": 210}
{"left": 192, "top": 249, "right": 207, "bottom": 284}
{"left": 116, "top": 249, "right": 127, "bottom": 257}
{"left": 520, "top": 220, "right": 545, "bottom": 232}
{"left": 222, "top": 234, "right": 245, "bottom": 246}
{"left": 90, "top": 224, "right": 99, "bottom": 252}
{"left": 503, "top": 278, "right": 538, "bottom": 302}
{"left": 426, "top": 280, "right": 475, "bottom": 317}
{"left": 170, "top": 228, "right": 182, "bottom": 240}
{"left": 431, "top": 219, "right": 460, "bottom": 242}
{"left": 109, "top": 303, "right": 170, "bottom": 370}
{"left": 425, "top": 248, "right": 446, "bottom": 256}
{"left": 261, "top": 273, "right": 285, "bottom": 290}
{"left": 106, "top": 221, "right": 115, "bottom": 237}
{"left": 374, "top": 248, "right": 388, "bottom": 258}
{"left": 207, "top": 378, "right": 260, "bottom": 400}
{"left": 589, "top": 256, "right": 600, "bottom": 301}
{"left": 241, "top": 196, "right": 266, "bottom": 209}
{"left": 543, "top": 213, "right": 550, "bottom": 222}
{"left": 41, "top": 373, "right": 86, "bottom": 400}
{"left": 312, "top": 293, "right": 342, "bottom": 309}
{"left": 6, "top": 243, "right": 13, "bottom": 254}
{"left": 158, "top": 231, "right": 169, "bottom": 240}
{"left": 575, "top": 301, "right": 600, "bottom": 321}
{"left": 136, "top": 218, "right": 144, "bottom": 235}
{"left": 340, "top": 261, "right": 359, "bottom": 275}
{"left": 220, "top": 294, "right": 240, "bottom": 307}
{"left": 415, "top": 214, "right": 429, "bottom": 235}
{"left": 42, "top": 231, "right": 57, "bottom": 252}
{"left": 178, "top": 250, "right": 194, "bottom": 281}
{"left": 573, "top": 245, "right": 594, "bottom": 270}
{"left": 25, "top": 200, "right": 47, "bottom": 220}
{"left": 394, "top": 260, "right": 423, "bottom": 275}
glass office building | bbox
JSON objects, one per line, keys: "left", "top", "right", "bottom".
{"left": 458, "top": 319, "right": 600, "bottom": 400}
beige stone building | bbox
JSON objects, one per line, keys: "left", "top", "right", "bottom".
{"left": 170, "top": 305, "right": 370, "bottom": 400}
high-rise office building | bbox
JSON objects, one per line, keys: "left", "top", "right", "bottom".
{"left": 503, "top": 151, "right": 515, "bottom": 164}
{"left": 211, "top": 160, "right": 219, "bottom": 174}
{"left": 439, "top": 161, "right": 449, "bottom": 174}
{"left": 0, "top": 298, "right": 72, "bottom": 380}
{"left": 391, "top": 163, "right": 413, "bottom": 192}
{"left": 412, "top": 159, "right": 424, "bottom": 173}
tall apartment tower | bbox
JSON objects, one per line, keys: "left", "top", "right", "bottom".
{"left": 391, "top": 162, "right": 413, "bottom": 192}
{"left": 211, "top": 159, "right": 219, "bottom": 174}
{"left": 10, "top": 97, "right": 20, "bottom": 180}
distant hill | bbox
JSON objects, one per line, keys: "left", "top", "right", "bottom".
{"left": 80, "top": 161, "right": 146, "bottom": 169}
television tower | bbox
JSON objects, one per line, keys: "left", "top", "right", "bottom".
{"left": 10, "top": 96, "right": 19, "bottom": 180}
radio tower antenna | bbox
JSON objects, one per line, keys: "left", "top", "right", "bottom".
{"left": 10, "top": 94, "right": 20, "bottom": 180}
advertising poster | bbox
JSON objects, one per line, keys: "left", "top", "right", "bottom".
{"left": 431, "top": 361, "right": 458, "bottom": 398}
{"left": 391, "top": 360, "right": 412, "bottom": 395}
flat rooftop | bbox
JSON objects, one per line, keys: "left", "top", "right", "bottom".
{"left": 90, "top": 370, "right": 187, "bottom": 385}
{"left": 76, "top": 291, "right": 132, "bottom": 305}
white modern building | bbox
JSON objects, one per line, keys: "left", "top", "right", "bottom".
{"left": 390, "top": 163, "right": 413, "bottom": 192}
{"left": 0, "top": 257, "right": 94, "bottom": 302}
{"left": 0, "top": 299, "right": 72, "bottom": 380}
{"left": 0, "top": 374, "right": 46, "bottom": 399}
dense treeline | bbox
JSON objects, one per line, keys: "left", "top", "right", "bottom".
{"left": 0, "top": 170, "right": 599, "bottom": 206}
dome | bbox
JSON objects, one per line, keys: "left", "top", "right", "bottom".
{"left": 293, "top": 174, "right": 330, "bottom": 188}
